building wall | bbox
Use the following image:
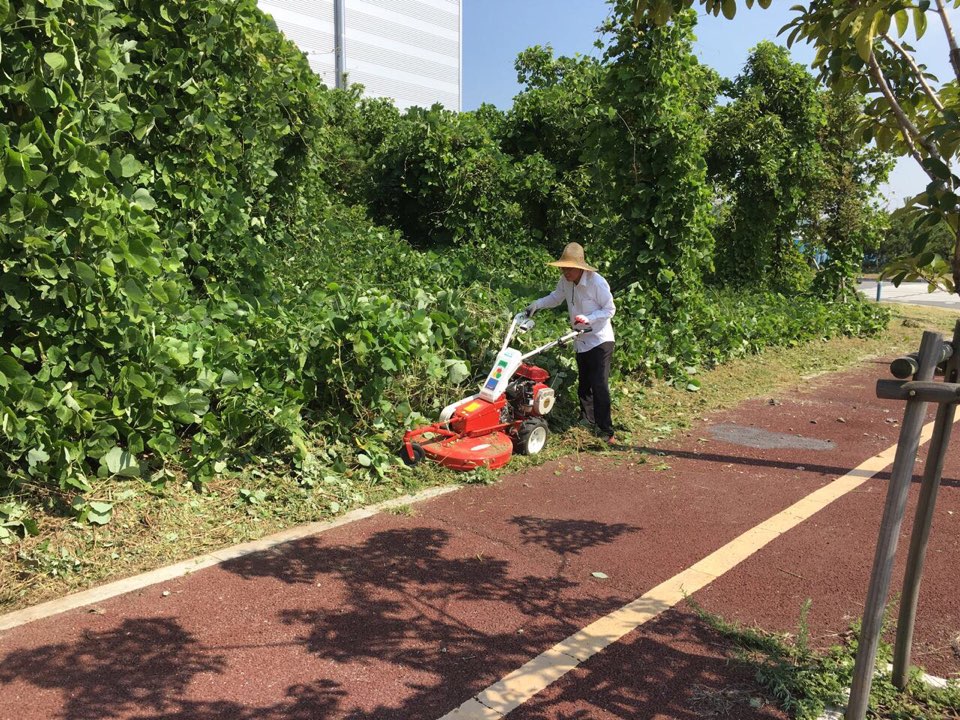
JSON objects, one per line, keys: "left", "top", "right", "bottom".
{"left": 258, "top": 0, "right": 461, "bottom": 111}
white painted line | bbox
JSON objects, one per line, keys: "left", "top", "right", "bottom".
{"left": 439, "top": 421, "right": 943, "bottom": 719}
{"left": 0, "top": 486, "right": 459, "bottom": 632}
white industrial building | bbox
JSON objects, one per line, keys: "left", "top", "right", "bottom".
{"left": 258, "top": 0, "right": 462, "bottom": 111}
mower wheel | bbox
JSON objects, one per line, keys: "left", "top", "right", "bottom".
{"left": 400, "top": 442, "right": 425, "bottom": 467}
{"left": 516, "top": 418, "right": 548, "bottom": 456}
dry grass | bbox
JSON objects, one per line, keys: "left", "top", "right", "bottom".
{"left": 1, "top": 303, "right": 956, "bottom": 615}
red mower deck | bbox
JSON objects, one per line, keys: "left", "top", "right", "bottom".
{"left": 421, "top": 430, "right": 514, "bottom": 471}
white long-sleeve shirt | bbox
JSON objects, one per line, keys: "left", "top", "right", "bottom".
{"left": 530, "top": 271, "right": 616, "bottom": 352}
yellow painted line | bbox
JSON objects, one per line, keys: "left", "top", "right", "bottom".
{"left": 0, "top": 487, "right": 459, "bottom": 633}
{"left": 441, "top": 421, "right": 940, "bottom": 719}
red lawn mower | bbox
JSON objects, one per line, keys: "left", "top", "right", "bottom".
{"left": 401, "top": 312, "right": 589, "bottom": 471}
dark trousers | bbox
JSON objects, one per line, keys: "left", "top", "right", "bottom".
{"left": 575, "top": 341, "right": 614, "bottom": 434}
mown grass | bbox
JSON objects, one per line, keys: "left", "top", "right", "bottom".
{"left": 1, "top": 302, "right": 956, "bottom": 614}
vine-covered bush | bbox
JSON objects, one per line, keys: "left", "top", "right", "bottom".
{"left": 1, "top": 0, "right": 888, "bottom": 533}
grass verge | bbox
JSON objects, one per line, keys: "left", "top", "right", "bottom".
{"left": 1, "top": 302, "right": 956, "bottom": 615}
{"left": 688, "top": 597, "right": 960, "bottom": 720}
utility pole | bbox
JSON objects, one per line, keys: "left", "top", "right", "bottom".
{"left": 334, "top": 0, "right": 346, "bottom": 89}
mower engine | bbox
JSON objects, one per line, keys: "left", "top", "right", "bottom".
{"left": 506, "top": 364, "right": 555, "bottom": 418}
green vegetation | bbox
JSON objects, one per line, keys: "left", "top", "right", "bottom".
{"left": 632, "top": 0, "right": 960, "bottom": 295}
{"left": 2, "top": 0, "right": 900, "bottom": 606}
{"left": 691, "top": 598, "right": 960, "bottom": 720}
{"left": 3, "top": 303, "right": 952, "bottom": 613}
{"left": 870, "top": 210, "right": 957, "bottom": 275}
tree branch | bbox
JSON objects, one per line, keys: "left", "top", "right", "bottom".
{"left": 934, "top": 0, "right": 960, "bottom": 83}
{"left": 881, "top": 33, "right": 945, "bottom": 113}
{"left": 867, "top": 51, "right": 942, "bottom": 177}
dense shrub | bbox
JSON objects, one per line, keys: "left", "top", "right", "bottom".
{"left": 1, "top": 0, "right": 888, "bottom": 532}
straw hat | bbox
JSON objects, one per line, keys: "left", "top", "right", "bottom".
{"left": 547, "top": 242, "right": 597, "bottom": 272}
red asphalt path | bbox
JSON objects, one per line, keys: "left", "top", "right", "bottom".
{"left": 1, "top": 357, "right": 959, "bottom": 719}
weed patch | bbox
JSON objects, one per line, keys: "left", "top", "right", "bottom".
{"left": 689, "top": 597, "right": 960, "bottom": 720}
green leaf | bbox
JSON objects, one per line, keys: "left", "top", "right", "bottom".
{"left": 27, "top": 82, "right": 57, "bottom": 112}
{"left": 132, "top": 188, "right": 156, "bottom": 210}
{"left": 357, "top": 453, "right": 372, "bottom": 467}
{"left": 27, "top": 447, "right": 50, "bottom": 468}
{"left": 894, "top": 9, "right": 909, "bottom": 37}
{"left": 63, "top": 474, "right": 93, "bottom": 492}
{"left": 913, "top": 7, "right": 928, "bottom": 39}
{"left": 160, "top": 389, "right": 186, "bottom": 405}
{"left": 0, "top": 354, "right": 28, "bottom": 387}
{"left": 123, "top": 278, "right": 147, "bottom": 302}
{"left": 44, "top": 52, "right": 68, "bottom": 73}
{"left": 446, "top": 359, "right": 470, "bottom": 384}
{"left": 855, "top": 12, "right": 880, "bottom": 61}
{"left": 86, "top": 501, "right": 113, "bottom": 525}
{"left": 74, "top": 261, "right": 97, "bottom": 286}
{"left": 120, "top": 154, "right": 142, "bottom": 178}
{"left": 102, "top": 446, "right": 140, "bottom": 477}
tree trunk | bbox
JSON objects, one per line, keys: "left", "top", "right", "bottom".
{"left": 952, "top": 221, "right": 960, "bottom": 298}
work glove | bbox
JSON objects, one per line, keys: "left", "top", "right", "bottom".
{"left": 524, "top": 304, "right": 537, "bottom": 318}
{"left": 574, "top": 314, "right": 589, "bottom": 326}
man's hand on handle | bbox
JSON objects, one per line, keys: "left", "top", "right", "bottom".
{"left": 574, "top": 315, "right": 589, "bottom": 326}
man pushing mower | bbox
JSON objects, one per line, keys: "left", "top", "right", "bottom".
{"left": 526, "top": 242, "right": 618, "bottom": 445}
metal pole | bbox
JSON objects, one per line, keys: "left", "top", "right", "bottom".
{"left": 876, "top": 280, "right": 882, "bottom": 302}
{"left": 846, "top": 331, "right": 943, "bottom": 720}
{"left": 891, "top": 321, "right": 960, "bottom": 688}
{"left": 334, "top": 0, "right": 346, "bottom": 89}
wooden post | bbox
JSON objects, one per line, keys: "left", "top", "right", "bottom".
{"left": 845, "top": 331, "right": 943, "bottom": 720}
{"left": 891, "top": 321, "right": 960, "bottom": 688}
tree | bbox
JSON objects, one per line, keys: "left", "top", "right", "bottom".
{"left": 591, "top": 5, "right": 717, "bottom": 301}
{"left": 807, "top": 88, "right": 892, "bottom": 298}
{"left": 504, "top": 46, "right": 619, "bottom": 254}
{"left": 629, "top": 0, "right": 960, "bottom": 293}
{"left": 872, "top": 204, "right": 955, "bottom": 269}
{"left": 708, "top": 42, "right": 826, "bottom": 290}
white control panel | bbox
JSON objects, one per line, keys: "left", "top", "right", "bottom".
{"left": 478, "top": 348, "right": 522, "bottom": 402}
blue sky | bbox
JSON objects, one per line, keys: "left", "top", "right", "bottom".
{"left": 462, "top": 0, "right": 956, "bottom": 208}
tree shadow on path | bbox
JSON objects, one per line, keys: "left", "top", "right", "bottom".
{"left": 509, "top": 608, "right": 788, "bottom": 720}
{"left": 0, "top": 618, "right": 228, "bottom": 720}
{"left": 220, "top": 521, "right": 643, "bottom": 718}
{"left": 511, "top": 516, "right": 641, "bottom": 556}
